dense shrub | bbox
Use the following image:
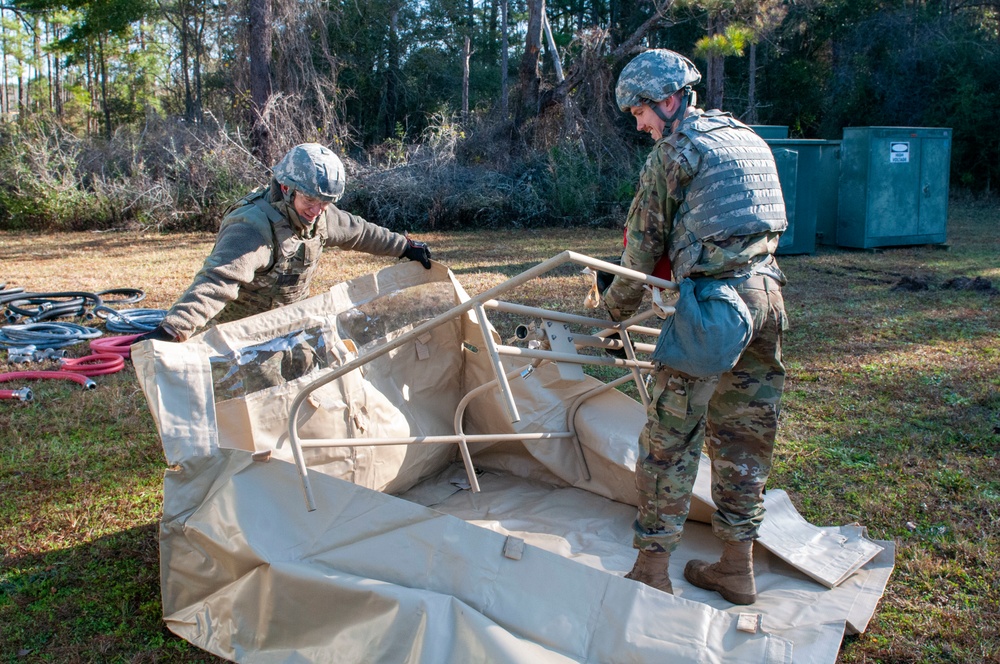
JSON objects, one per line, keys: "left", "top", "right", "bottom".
{"left": 0, "top": 122, "right": 109, "bottom": 231}
{"left": 0, "top": 116, "right": 264, "bottom": 232}
{"left": 344, "top": 112, "right": 643, "bottom": 231}
{"left": 0, "top": 110, "right": 645, "bottom": 233}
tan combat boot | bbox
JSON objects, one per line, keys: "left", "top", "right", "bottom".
{"left": 625, "top": 550, "right": 673, "bottom": 594}
{"left": 683, "top": 540, "right": 756, "bottom": 605}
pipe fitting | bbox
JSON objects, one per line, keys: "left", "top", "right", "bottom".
{"left": 0, "top": 387, "right": 33, "bottom": 401}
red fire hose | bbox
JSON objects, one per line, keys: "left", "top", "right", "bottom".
{"left": 90, "top": 334, "right": 142, "bottom": 359}
{"left": 60, "top": 353, "right": 126, "bottom": 376}
{"left": 0, "top": 371, "right": 96, "bottom": 400}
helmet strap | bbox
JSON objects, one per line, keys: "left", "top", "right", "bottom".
{"left": 650, "top": 102, "right": 672, "bottom": 127}
{"left": 275, "top": 187, "right": 316, "bottom": 238}
{"left": 653, "top": 87, "right": 693, "bottom": 137}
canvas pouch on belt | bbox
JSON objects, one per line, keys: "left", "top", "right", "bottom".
{"left": 650, "top": 277, "right": 754, "bottom": 378}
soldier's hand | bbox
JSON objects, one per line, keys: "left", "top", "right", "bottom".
{"left": 138, "top": 324, "right": 178, "bottom": 342}
{"left": 604, "top": 331, "right": 628, "bottom": 359}
{"left": 401, "top": 238, "right": 432, "bottom": 269}
{"left": 596, "top": 270, "right": 616, "bottom": 295}
{"left": 596, "top": 257, "right": 620, "bottom": 295}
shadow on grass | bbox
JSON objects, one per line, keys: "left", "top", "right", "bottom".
{"left": 0, "top": 523, "right": 222, "bottom": 663}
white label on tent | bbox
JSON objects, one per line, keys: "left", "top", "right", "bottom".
{"left": 890, "top": 141, "right": 910, "bottom": 163}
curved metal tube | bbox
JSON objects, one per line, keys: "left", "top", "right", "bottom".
{"left": 286, "top": 251, "right": 677, "bottom": 511}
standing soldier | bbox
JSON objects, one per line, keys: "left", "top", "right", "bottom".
{"left": 602, "top": 49, "right": 788, "bottom": 604}
{"left": 142, "top": 143, "right": 432, "bottom": 342}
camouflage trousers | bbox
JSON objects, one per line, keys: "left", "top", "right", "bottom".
{"left": 634, "top": 278, "right": 786, "bottom": 553}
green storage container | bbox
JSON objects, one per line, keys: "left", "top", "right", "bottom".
{"left": 765, "top": 139, "right": 842, "bottom": 255}
{"left": 750, "top": 125, "right": 789, "bottom": 139}
{"left": 837, "top": 127, "right": 951, "bottom": 249}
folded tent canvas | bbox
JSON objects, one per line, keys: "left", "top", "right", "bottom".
{"left": 132, "top": 258, "right": 893, "bottom": 664}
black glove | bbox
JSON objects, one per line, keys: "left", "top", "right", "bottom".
{"left": 604, "top": 331, "right": 627, "bottom": 359}
{"left": 138, "top": 324, "right": 177, "bottom": 342}
{"left": 596, "top": 270, "right": 616, "bottom": 295}
{"left": 401, "top": 238, "right": 432, "bottom": 269}
{"left": 596, "top": 257, "right": 620, "bottom": 296}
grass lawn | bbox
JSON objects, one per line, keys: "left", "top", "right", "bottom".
{"left": 1, "top": 196, "right": 998, "bottom": 663}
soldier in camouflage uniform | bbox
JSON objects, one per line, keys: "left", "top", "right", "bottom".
{"left": 142, "top": 144, "right": 432, "bottom": 342}
{"left": 602, "top": 49, "right": 788, "bottom": 604}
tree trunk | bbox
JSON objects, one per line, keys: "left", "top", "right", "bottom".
{"left": 708, "top": 56, "right": 724, "bottom": 110}
{"left": 98, "top": 34, "right": 112, "bottom": 139}
{"left": 46, "top": 22, "right": 53, "bottom": 112}
{"left": 194, "top": 6, "right": 206, "bottom": 122}
{"left": 53, "top": 23, "right": 63, "bottom": 118}
{"left": 514, "top": 0, "right": 543, "bottom": 128}
{"left": 538, "top": 8, "right": 667, "bottom": 112}
{"left": 385, "top": 5, "right": 401, "bottom": 137}
{"left": 249, "top": 0, "right": 274, "bottom": 164}
{"left": 462, "top": 34, "right": 471, "bottom": 122}
{"left": 705, "top": 16, "right": 725, "bottom": 110}
{"left": 180, "top": 13, "right": 193, "bottom": 121}
{"left": 542, "top": 12, "right": 563, "bottom": 83}
{"left": 500, "top": 0, "right": 509, "bottom": 118}
{"left": 746, "top": 42, "right": 757, "bottom": 123}
{"left": 32, "top": 16, "right": 41, "bottom": 114}
{"left": 86, "top": 44, "right": 97, "bottom": 134}
{"left": 2, "top": 13, "right": 8, "bottom": 116}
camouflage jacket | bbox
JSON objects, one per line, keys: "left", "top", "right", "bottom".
{"left": 603, "top": 110, "right": 785, "bottom": 320}
{"left": 161, "top": 184, "right": 409, "bottom": 340}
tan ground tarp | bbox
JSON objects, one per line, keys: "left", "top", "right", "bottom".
{"left": 133, "top": 260, "right": 893, "bottom": 663}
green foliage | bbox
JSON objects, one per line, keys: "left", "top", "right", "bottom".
{"left": 694, "top": 24, "right": 753, "bottom": 59}
{"left": 542, "top": 143, "right": 599, "bottom": 221}
{"left": 0, "top": 122, "right": 110, "bottom": 230}
{"left": 345, "top": 123, "right": 642, "bottom": 231}
{"left": 752, "top": 1, "right": 1000, "bottom": 189}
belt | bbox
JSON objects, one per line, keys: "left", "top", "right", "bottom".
{"left": 733, "top": 274, "right": 781, "bottom": 292}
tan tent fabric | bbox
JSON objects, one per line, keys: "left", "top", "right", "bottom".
{"left": 133, "top": 260, "right": 892, "bottom": 663}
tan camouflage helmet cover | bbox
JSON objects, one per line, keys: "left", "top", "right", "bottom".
{"left": 616, "top": 49, "right": 702, "bottom": 112}
{"left": 272, "top": 143, "right": 346, "bottom": 202}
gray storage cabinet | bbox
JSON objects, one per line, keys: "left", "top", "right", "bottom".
{"left": 837, "top": 127, "right": 951, "bottom": 249}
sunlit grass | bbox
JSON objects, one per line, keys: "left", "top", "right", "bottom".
{"left": 2, "top": 198, "right": 999, "bottom": 662}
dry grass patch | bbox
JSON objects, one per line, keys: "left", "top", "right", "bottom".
{"left": 1, "top": 199, "right": 999, "bottom": 662}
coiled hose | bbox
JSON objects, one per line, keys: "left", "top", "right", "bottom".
{"left": 94, "top": 306, "right": 166, "bottom": 333}
{"left": 60, "top": 353, "right": 126, "bottom": 376}
{"left": 90, "top": 334, "right": 143, "bottom": 359}
{"left": 96, "top": 288, "right": 145, "bottom": 306}
{"left": 0, "top": 322, "right": 103, "bottom": 350}
{"left": 2, "top": 291, "right": 104, "bottom": 323}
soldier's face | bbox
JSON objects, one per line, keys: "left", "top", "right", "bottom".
{"left": 283, "top": 186, "right": 331, "bottom": 222}
{"left": 631, "top": 102, "right": 668, "bottom": 140}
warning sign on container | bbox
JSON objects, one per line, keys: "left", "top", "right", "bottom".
{"left": 890, "top": 141, "right": 910, "bottom": 163}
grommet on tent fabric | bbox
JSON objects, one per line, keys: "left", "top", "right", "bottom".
{"left": 737, "top": 613, "right": 762, "bottom": 634}
{"left": 503, "top": 536, "right": 525, "bottom": 561}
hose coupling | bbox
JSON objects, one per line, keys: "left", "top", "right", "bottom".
{"left": 7, "top": 346, "right": 38, "bottom": 363}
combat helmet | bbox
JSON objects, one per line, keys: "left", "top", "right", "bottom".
{"left": 615, "top": 49, "right": 701, "bottom": 112}
{"left": 272, "top": 143, "right": 346, "bottom": 202}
